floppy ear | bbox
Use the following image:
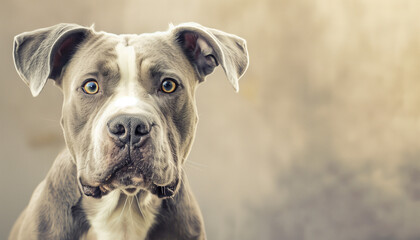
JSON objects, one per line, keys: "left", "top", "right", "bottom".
{"left": 13, "top": 23, "right": 90, "bottom": 97}
{"left": 173, "top": 22, "right": 249, "bottom": 92}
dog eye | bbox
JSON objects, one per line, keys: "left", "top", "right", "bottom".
{"left": 82, "top": 79, "right": 99, "bottom": 95}
{"left": 161, "top": 79, "right": 178, "bottom": 94}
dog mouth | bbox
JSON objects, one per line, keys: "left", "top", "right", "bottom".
{"left": 79, "top": 165, "right": 179, "bottom": 199}
{"left": 79, "top": 129, "right": 179, "bottom": 199}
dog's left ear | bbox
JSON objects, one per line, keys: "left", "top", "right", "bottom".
{"left": 173, "top": 23, "right": 249, "bottom": 92}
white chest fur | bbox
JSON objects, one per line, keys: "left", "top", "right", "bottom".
{"left": 82, "top": 190, "right": 160, "bottom": 240}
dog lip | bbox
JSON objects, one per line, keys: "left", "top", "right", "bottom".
{"left": 123, "top": 187, "right": 138, "bottom": 195}
{"left": 79, "top": 177, "right": 116, "bottom": 198}
{"left": 79, "top": 179, "right": 103, "bottom": 199}
{"left": 150, "top": 178, "right": 180, "bottom": 199}
{"left": 125, "top": 187, "right": 137, "bottom": 193}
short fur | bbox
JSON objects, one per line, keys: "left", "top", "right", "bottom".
{"left": 9, "top": 23, "right": 249, "bottom": 240}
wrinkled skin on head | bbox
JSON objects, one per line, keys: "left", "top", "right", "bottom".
{"left": 60, "top": 32, "right": 199, "bottom": 198}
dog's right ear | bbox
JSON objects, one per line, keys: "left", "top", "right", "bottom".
{"left": 13, "top": 23, "right": 91, "bottom": 97}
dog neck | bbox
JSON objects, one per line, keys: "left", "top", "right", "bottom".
{"left": 82, "top": 190, "right": 161, "bottom": 240}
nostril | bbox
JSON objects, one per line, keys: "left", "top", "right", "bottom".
{"left": 115, "top": 124, "right": 126, "bottom": 135}
{"left": 109, "top": 123, "right": 126, "bottom": 136}
{"left": 134, "top": 124, "right": 150, "bottom": 136}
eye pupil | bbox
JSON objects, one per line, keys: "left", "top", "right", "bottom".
{"left": 161, "top": 79, "right": 177, "bottom": 93}
{"left": 87, "top": 83, "right": 96, "bottom": 91}
{"left": 163, "top": 82, "right": 172, "bottom": 90}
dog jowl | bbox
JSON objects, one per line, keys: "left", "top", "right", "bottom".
{"left": 10, "top": 23, "right": 248, "bottom": 240}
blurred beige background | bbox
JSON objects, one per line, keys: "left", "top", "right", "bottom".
{"left": 2, "top": 0, "right": 420, "bottom": 239}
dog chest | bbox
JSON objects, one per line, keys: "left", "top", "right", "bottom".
{"left": 82, "top": 191, "right": 160, "bottom": 240}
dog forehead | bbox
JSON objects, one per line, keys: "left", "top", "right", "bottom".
{"left": 74, "top": 30, "right": 185, "bottom": 75}
{"left": 111, "top": 31, "right": 180, "bottom": 59}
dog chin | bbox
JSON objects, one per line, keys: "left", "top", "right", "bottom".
{"left": 79, "top": 173, "right": 180, "bottom": 199}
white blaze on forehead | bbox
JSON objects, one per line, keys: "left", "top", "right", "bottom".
{"left": 115, "top": 43, "right": 138, "bottom": 98}
{"left": 111, "top": 42, "right": 145, "bottom": 111}
{"left": 113, "top": 96, "right": 140, "bottom": 108}
{"left": 91, "top": 42, "right": 143, "bottom": 161}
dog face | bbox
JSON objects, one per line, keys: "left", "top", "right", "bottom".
{"left": 61, "top": 32, "right": 199, "bottom": 198}
{"left": 13, "top": 23, "right": 249, "bottom": 199}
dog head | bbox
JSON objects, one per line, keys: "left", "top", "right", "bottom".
{"left": 13, "top": 23, "right": 249, "bottom": 199}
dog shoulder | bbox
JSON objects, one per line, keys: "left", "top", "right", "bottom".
{"left": 9, "top": 150, "right": 88, "bottom": 240}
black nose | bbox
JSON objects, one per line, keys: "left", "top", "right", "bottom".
{"left": 107, "top": 114, "right": 152, "bottom": 145}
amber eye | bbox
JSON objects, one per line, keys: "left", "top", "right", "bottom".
{"left": 82, "top": 79, "right": 99, "bottom": 94}
{"left": 161, "top": 79, "right": 178, "bottom": 93}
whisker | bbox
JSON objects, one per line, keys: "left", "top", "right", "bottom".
{"left": 187, "top": 160, "right": 207, "bottom": 168}
{"left": 129, "top": 197, "right": 134, "bottom": 226}
{"left": 180, "top": 167, "right": 192, "bottom": 207}
{"left": 118, "top": 195, "right": 129, "bottom": 220}
{"left": 135, "top": 194, "right": 145, "bottom": 218}
{"left": 185, "top": 162, "right": 205, "bottom": 171}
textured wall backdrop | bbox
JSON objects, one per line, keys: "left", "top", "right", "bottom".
{"left": 2, "top": 0, "right": 420, "bottom": 239}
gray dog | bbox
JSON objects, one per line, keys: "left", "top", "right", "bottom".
{"left": 9, "top": 22, "right": 248, "bottom": 240}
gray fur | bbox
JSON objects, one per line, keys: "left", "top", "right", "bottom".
{"left": 9, "top": 23, "right": 249, "bottom": 240}
{"left": 13, "top": 23, "right": 90, "bottom": 96}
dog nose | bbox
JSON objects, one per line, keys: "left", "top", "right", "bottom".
{"left": 107, "top": 114, "right": 151, "bottom": 145}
